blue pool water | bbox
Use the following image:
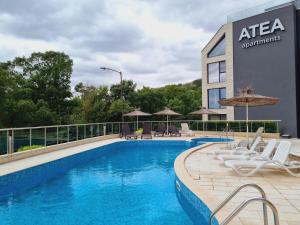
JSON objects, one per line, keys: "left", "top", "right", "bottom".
{"left": 0, "top": 140, "right": 212, "bottom": 225}
{"left": 191, "top": 137, "right": 233, "bottom": 146}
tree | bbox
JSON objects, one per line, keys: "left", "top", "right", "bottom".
{"left": 110, "top": 80, "right": 137, "bottom": 103}
{"left": 8, "top": 51, "right": 73, "bottom": 121}
{"left": 136, "top": 87, "right": 167, "bottom": 113}
{"left": 78, "top": 85, "right": 111, "bottom": 122}
{"left": 108, "top": 99, "right": 133, "bottom": 121}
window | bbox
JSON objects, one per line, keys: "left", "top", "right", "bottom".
{"left": 208, "top": 88, "right": 226, "bottom": 109}
{"left": 208, "top": 114, "right": 227, "bottom": 120}
{"left": 208, "top": 35, "right": 226, "bottom": 58}
{"left": 208, "top": 61, "right": 226, "bottom": 83}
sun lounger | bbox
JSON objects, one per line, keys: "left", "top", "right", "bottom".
{"left": 214, "top": 136, "right": 261, "bottom": 156}
{"left": 154, "top": 123, "right": 166, "bottom": 137}
{"left": 180, "top": 123, "right": 195, "bottom": 136}
{"left": 215, "top": 127, "right": 264, "bottom": 154}
{"left": 225, "top": 141, "right": 300, "bottom": 177}
{"left": 141, "top": 123, "right": 152, "bottom": 139}
{"left": 168, "top": 125, "right": 181, "bottom": 137}
{"left": 217, "top": 139, "right": 276, "bottom": 161}
{"left": 122, "top": 123, "right": 138, "bottom": 140}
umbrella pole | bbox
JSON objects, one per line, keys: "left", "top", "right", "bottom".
{"left": 246, "top": 103, "right": 249, "bottom": 148}
{"left": 137, "top": 116, "right": 139, "bottom": 130}
{"left": 202, "top": 119, "right": 205, "bottom": 136}
{"left": 167, "top": 115, "right": 169, "bottom": 134}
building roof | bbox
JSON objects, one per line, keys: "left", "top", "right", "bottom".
{"left": 227, "top": 0, "right": 300, "bottom": 22}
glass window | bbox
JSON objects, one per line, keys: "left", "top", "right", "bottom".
{"left": 208, "top": 63, "right": 219, "bottom": 83}
{"left": 208, "top": 61, "right": 226, "bottom": 83}
{"left": 208, "top": 88, "right": 226, "bottom": 109}
{"left": 208, "top": 36, "right": 226, "bottom": 58}
{"left": 220, "top": 88, "right": 226, "bottom": 100}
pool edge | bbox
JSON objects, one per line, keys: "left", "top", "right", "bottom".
{"left": 174, "top": 143, "right": 222, "bottom": 224}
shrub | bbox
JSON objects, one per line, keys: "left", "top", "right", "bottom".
{"left": 17, "top": 145, "right": 44, "bottom": 152}
{"left": 136, "top": 128, "right": 143, "bottom": 134}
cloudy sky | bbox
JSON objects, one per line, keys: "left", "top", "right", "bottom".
{"left": 0, "top": 0, "right": 268, "bottom": 88}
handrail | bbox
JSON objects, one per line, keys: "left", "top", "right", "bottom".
{"left": 209, "top": 183, "right": 268, "bottom": 225}
{"left": 0, "top": 119, "right": 281, "bottom": 131}
{"left": 220, "top": 197, "right": 279, "bottom": 225}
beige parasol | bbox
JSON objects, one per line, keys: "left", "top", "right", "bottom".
{"left": 219, "top": 87, "right": 279, "bottom": 141}
{"left": 154, "top": 107, "right": 181, "bottom": 132}
{"left": 189, "top": 107, "right": 218, "bottom": 133}
{"left": 124, "top": 108, "right": 151, "bottom": 129}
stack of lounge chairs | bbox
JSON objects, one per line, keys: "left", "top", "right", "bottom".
{"left": 180, "top": 123, "right": 195, "bottom": 137}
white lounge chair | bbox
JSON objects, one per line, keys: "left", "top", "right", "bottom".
{"left": 180, "top": 123, "right": 195, "bottom": 137}
{"left": 225, "top": 141, "right": 300, "bottom": 177}
{"left": 214, "top": 136, "right": 261, "bottom": 156}
{"left": 217, "top": 139, "right": 276, "bottom": 161}
{"left": 213, "top": 127, "right": 264, "bottom": 155}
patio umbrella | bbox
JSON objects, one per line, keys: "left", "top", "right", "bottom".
{"left": 189, "top": 107, "right": 218, "bottom": 134}
{"left": 154, "top": 107, "right": 181, "bottom": 133}
{"left": 189, "top": 107, "right": 218, "bottom": 116}
{"left": 218, "top": 87, "right": 279, "bottom": 142}
{"left": 124, "top": 108, "right": 151, "bottom": 129}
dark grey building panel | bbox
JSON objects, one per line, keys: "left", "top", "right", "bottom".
{"left": 232, "top": 5, "right": 298, "bottom": 136}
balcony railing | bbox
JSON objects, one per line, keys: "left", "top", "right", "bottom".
{"left": 0, "top": 120, "right": 280, "bottom": 156}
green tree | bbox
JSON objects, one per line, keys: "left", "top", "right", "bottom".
{"left": 110, "top": 80, "right": 137, "bottom": 103}
{"left": 108, "top": 99, "right": 133, "bottom": 121}
{"left": 136, "top": 87, "right": 167, "bottom": 113}
{"left": 8, "top": 51, "right": 73, "bottom": 121}
{"left": 77, "top": 85, "right": 111, "bottom": 122}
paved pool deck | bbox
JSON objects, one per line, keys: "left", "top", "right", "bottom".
{"left": 176, "top": 143, "right": 300, "bottom": 225}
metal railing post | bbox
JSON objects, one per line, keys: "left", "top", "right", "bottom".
{"left": 44, "top": 128, "right": 47, "bottom": 146}
{"left": 6, "top": 130, "right": 9, "bottom": 154}
{"left": 56, "top": 126, "right": 59, "bottom": 144}
{"left": 84, "top": 125, "right": 86, "bottom": 139}
{"left": 67, "top": 126, "right": 70, "bottom": 142}
{"left": 76, "top": 126, "right": 79, "bottom": 140}
{"left": 11, "top": 130, "right": 14, "bottom": 153}
{"left": 29, "top": 128, "right": 32, "bottom": 146}
{"left": 103, "top": 124, "right": 106, "bottom": 136}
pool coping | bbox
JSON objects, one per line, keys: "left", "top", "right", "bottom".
{"left": 0, "top": 137, "right": 123, "bottom": 176}
{"left": 174, "top": 142, "right": 234, "bottom": 224}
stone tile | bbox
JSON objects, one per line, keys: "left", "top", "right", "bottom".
{"left": 181, "top": 143, "right": 300, "bottom": 225}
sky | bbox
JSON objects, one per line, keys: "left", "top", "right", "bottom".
{"left": 0, "top": 0, "right": 268, "bottom": 88}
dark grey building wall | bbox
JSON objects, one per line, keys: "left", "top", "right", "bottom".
{"left": 232, "top": 5, "right": 298, "bottom": 136}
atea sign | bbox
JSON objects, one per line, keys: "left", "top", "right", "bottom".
{"left": 239, "top": 18, "right": 285, "bottom": 49}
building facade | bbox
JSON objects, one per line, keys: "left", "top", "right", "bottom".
{"left": 201, "top": 0, "right": 300, "bottom": 137}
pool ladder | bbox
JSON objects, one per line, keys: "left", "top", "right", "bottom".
{"left": 209, "top": 183, "right": 279, "bottom": 225}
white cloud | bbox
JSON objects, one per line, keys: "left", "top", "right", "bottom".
{"left": 0, "top": 0, "right": 270, "bottom": 88}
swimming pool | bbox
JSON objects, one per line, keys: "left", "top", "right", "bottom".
{"left": 191, "top": 137, "right": 233, "bottom": 146}
{"left": 0, "top": 140, "right": 215, "bottom": 225}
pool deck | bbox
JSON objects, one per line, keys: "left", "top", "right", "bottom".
{"left": 175, "top": 142, "right": 300, "bottom": 225}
